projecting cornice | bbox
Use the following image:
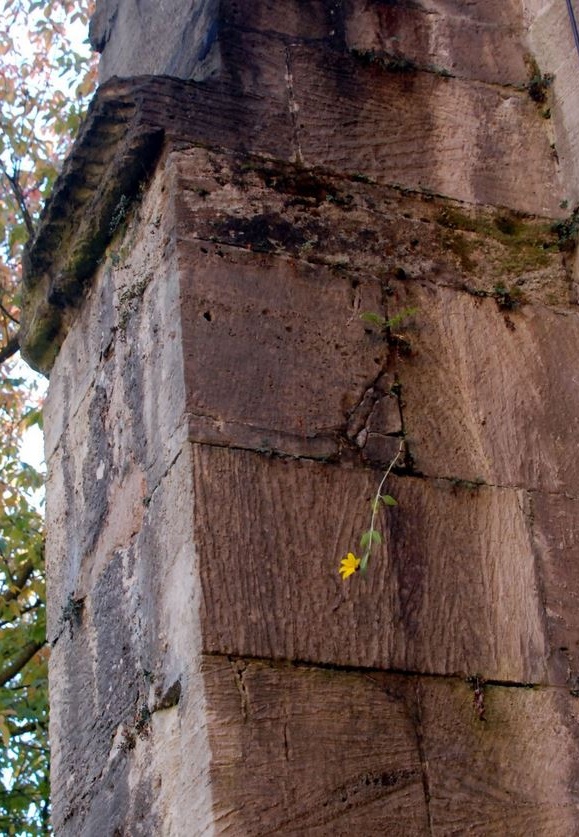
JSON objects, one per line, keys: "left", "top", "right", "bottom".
{"left": 22, "top": 21, "right": 566, "bottom": 373}
{"left": 21, "top": 72, "right": 297, "bottom": 373}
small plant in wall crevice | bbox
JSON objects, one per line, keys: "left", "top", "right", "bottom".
{"left": 339, "top": 438, "right": 404, "bottom": 579}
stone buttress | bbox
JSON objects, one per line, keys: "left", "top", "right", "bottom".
{"left": 21, "top": 1, "right": 579, "bottom": 834}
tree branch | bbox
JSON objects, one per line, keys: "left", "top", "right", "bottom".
{"left": 0, "top": 602, "right": 42, "bottom": 629}
{"left": 0, "top": 301, "right": 19, "bottom": 325}
{"left": 6, "top": 720, "right": 47, "bottom": 738}
{"left": 1, "top": 560, "right": 34, "bottom": 604}
{"left": 0, "top": 640, "right": 45, "bottom": 687}
{"left": 0, "top": 161, "right": 35, "bottom": 237}
{"left": 0, "top": 333, "right": 20, "bottom": 363}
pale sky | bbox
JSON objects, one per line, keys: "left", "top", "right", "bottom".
{"left": 14, "top": 9, "right": 95, "bottom": 479}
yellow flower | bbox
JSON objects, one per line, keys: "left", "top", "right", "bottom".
{"left": 339, "top": 552, "right": 361, "bottom": 580}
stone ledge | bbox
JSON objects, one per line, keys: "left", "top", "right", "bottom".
{"left": 20, "top": 73, "right": 295, "bottom": 373}
{"left": 22, "top": 45, "right": 566, "bottom": 374}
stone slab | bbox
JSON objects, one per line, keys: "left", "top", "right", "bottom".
{"left": 344, "top": 0, "right": 530, "bottom": 86}
{"left": 178, "top": 237, "right": 385, "bottom": 457}
{"left": 531, "top": 491, "right": 579, "bottom": 689}
{"left": 419, "top": 677, "right": 579, "bottom": 834}
{"left": 290, "top": 43, "right": 563, "bottom": 215}
{"left": 48, "top": 444, "right": 210, "bottom": 836}
{"left": 204, "top": 657, "right": 430, "bottom": 835}
{"left": 191, "top": 444, "right": 550, "bottom": 684}
{"left": 90, "top": 0, "right": 220, "bottom": 81}
{"left": 524, "top": 0, "right": 579, "bottom": 210}
{"left": 200, "top": 659, "right": 579, "bottom": 835}
{"left": 169, "top": 147, "right": 569, "bottom": 467}
{"left": 391, "top": 281, "right": 579, "bottom": 494}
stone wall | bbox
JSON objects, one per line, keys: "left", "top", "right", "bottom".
{"left": 22, "top": 0, "right": 579, "bottom": 833}
{"left": 523, "top": 0, "right": 579, "bottom": 206}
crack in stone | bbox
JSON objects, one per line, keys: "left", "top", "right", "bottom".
{"left": 210, "top": 652, "right": 565, "bottom": 691}
{"left": 284, "top": 47, "right": 302, "bottom": 163}
{"left": 143, "top": 446, "right": 184, "bottom": 506}
{"left": 520, "top": 489, "right": 568, "bottom": 685}
{"left": 415, "top": 469, "right": 579, "bottom": 499}
{"left": 345, "top": 377, "right": 384, "bottom": 444}
{"left": 413, "top": 680, "right": 434, "bottom": 836}
{"left": 229, "top": 656, "right": 249, "bottom": 722}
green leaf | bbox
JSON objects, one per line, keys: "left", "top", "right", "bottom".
{"left": 360, "top": 311, "right": 387, "bottom": 328}
{"left": 386, "top": 306, "right": 418, "bottom": 330}
{"left": 22, "top": 407, "right": 43, "bottom": 429}
{"left": 380, "top": 494, "right": 398, "bottom": 507}
{"left": 360, "top": 529, "right": 382, "bottom": 549}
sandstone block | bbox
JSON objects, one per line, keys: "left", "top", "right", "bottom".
{"left": 420, "top": 678, "right": 579, "bottom": 834}
{"left": 290, "top": 44, "right": 562, "bottom": 215}
{"left": 344, "top": 0, "right": 529, "bottom": 86}
{"left": 192, "top": 445, "right": 550, "bottom": 684}
{"left": 392, "top": 282, "right": 579, "bottom": 494}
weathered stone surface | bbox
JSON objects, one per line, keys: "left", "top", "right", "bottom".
{"left": 392, "top": 281, "right": 579, "bottom": 494}
{"left": 39, "top": 139, "right": 579, "bottom": 832}
{"left": 344, "top": 0, "right": 530, "bottom": 86}
{"left": 191, "top": 444, "right": 553, "bottom": 684}
{"left": 177, "top": 237, "right": 385, "bottom": 458}
{"left": 42, "top": 147, "right": 578, "bottom": 690}
{"left": 531, "top": 491, "right": 579, "bottom": 689}
{"left": 86, "top": 0, "right": 567, "bottom": 216}
{"left": 48, "top": 446, "right": 214, "bottom": 836}
{"left": 523, "top": 0, "right": 579, "bottom": 210}
{"left": 90, "top": 0, "right": 532, "bottom": 88}
{"left": 34, "top": 0, "right": 579, "bottom": 832}
{"left": 204, "top": 658, "right": 431, "bottom": 834}
{"left": 21, "top": 76, "right": 296, "bottom": 373}
{"left": 44, "top": 165, "right": 214, "bottom": 834}
{"left": 202, "top": 660, "right": 579, "bottom": 834}
{"left": 289, "top": 42, "right": 561, "bottom": 215}
{"left": 174, "top": 147, "right": 568, "bottom": 305}
{"left": 44, "top": 159, "right": 189, "bottom": 627}
{"left": 90, "top": 0, "right": 221, "bottom": 80}
{"left": 22, "top": 11, "right": 568, "bottom": 371}
{"left": 420, "top": 677, "right": 579, "bottom": 834}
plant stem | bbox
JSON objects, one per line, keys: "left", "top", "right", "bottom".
{"left": 361, "top": 438, "right": 404, "bottom": 571}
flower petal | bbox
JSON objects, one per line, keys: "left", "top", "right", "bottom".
{"left": 338, "top": 552, "right": 361, "bottom": 580}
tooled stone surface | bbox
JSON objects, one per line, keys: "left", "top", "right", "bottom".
{"left": 523, "top": 0, "right": 579, "bottom": 209}
{"left": 204, "top": 659, "right": 579, "bottom": 835}
{"left": 45, "top": 146, "right": 579, "bottom": 686}
{"left": 23, "top": 0, "right": 573, "bottom": 373}
{"left": 90, "top": 0, "right": 531, "bottom": 86}
{"left": 38, "top": 1, "right": 579, "bottom": 833}
{"left": 43, "top": 140, "right": 579, "bottom": 830}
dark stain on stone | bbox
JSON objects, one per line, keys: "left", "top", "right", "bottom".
{"left": 133, "top": 513, "right": 164, "bottom": 672}
{"left": 212, "top": 212, "right": 309, "bottom": 253}
{"left": 258, "top": 165, "right": 346, "bottom": 206}
{"left": 81, "top": 384, "right": 113, "bottom": 555}
{"left": 229, "top": 154, "right": 358, "bottom": 209}
{"left": 92, "top": 552, "right": 140, "bottom": 750}
{"left": 122, "top": 346, "right": 148, "bottom": 469}
{"left": 69, "top": 754, "right": 148, "bottom": 837}
{"left": 154, "top": 678, "right": 182, "bottom": 711}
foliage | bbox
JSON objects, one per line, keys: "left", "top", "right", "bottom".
{"left": 359, "top": 307, "right": 418, "bottom": 334}
{"left": 338, "top": 308, "right": 418, "bottom": 579}
{"left": 0, "top": 386, "right": 46, "bottom": 834}
{"left": 553, "top": 205, "right": 579, "bottom": 252}
{"left": 0, "top": 1, "right": 96, "bottom": 832}
{"left": 338, "top": 440, "right": 404, "bottom": 579}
